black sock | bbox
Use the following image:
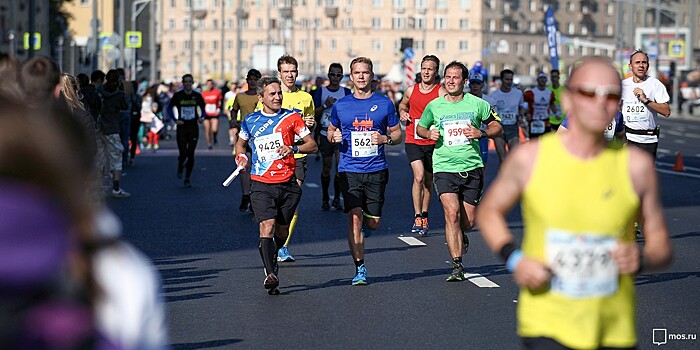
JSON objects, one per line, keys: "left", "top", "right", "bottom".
{"left": 333, "top": 174, "right": 341, "bottom": 198}
{"left": 421, "top": 211, "right": 428, "bottom": 218}
{"left": 415, "top": 213, "right": 421, "bottom": 218}
{"left": 112, "top": 180, "right": 120, "bottom": 191}
{"left": 259, "top": 238, "right": 276, "bottom": 275}
{"left": 274, "top": 236, "right": 286, "bottom": 251}
{"left": 355, "top": 259, "right": 364, "bottom": 269}
{"left": 321, "top": 175, "right": 330, "bottom": 201}
{"left": 452, "top": 257, "right": 463, "bottom": 265}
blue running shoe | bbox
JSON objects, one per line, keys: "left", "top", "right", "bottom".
{"left": 352, "top": 265, "right": 367, "bottom": 285}
{"left": 411, "top": 216, "right": 423, "bottom": 233}
{"left": 277, "top": 246, "right": 295, "bottom": 262}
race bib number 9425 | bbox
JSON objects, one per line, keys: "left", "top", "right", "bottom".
{"left": 254, "top": 133, "right": 284, "bottom": 163}
{"left": 546, "top": 229, "right": 619, "bottom": 299}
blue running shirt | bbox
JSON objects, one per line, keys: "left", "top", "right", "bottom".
{"left": 329, "top": 93, "right": 399, "bottom": 173}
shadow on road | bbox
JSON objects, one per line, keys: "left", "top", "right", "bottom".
{"left": 635, "top": 271, "right": 700, "bottom": 286}
{"left": 172, "top": 339, "right": 242, "bottom": 349}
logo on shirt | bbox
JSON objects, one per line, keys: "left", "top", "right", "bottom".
{"left": 370, "top": 105, "right": 378, "bottom": 112}
{"left": 352, "top": 115, "right": 374, "bottom": 131}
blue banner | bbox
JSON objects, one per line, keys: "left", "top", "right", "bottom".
{"left": 545, "top": 7, "right": 559, "bottom": 70}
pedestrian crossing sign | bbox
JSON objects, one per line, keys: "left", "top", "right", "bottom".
{"left": 668, "top": 40, "right": 685, "bottom": 58}
{"left": 126, "top": 31, "right": 142, "bottom": 49}
{"left": 23, "top": 32, "right": 41, "bottom": 50}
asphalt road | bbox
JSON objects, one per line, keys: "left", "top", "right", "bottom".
{"left": 108, "top": 116, "right": 700, "bottom": 350}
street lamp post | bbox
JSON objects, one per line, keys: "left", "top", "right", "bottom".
{"left": 131, "top": 0, "right": 151, "bottom": 80}
{"left": 189, "top": 0, "right": 207, "bottom": 78}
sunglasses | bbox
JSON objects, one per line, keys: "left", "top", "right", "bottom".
{"left": 566, "top": 85, "right": 621, "bottom": 100}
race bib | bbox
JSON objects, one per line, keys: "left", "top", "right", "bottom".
{"left": 530, "top": 120, "right": 546, "bottom": 134}
{"left": 414, "top": 121, "right": 426, "bottom": 140}
{"left": 320, "top": 109, "right": 331, "bottom": 136}
{"left": 546, "top": 229, "right": 618, "bottom": 299}
{"left": 351, "top": 131, "right": 378, "bottom": 157}
{"left": 254, "top": 133, "right": 284, "bottom": 163}
{"left": 604, "top": 119, "right": 616, "bottom": 141}
{"left": 205, "top": 104, "right": 217, "bottom": 114}
{"left": 534, "top": 110, "right": 548, "bottom": 120}
{"left": 443, "top": 120, "right": 471, "bottom": 146}
{"left": 622, "top": 101, "right": 649, "bottom": 123}
{"left": 501, "top": 112, "right": 517, "bottom": 125}
{"left": 181, "top": 106, "right": 196, "bottom": 120}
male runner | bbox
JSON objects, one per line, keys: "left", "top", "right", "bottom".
{"left": 416, "top": 61, "right": 502, "bottom": 281}
{"left": 491, "top": 69, "right": 524, "bottom": 162}
{"left": 621, "top": 49, "right": 671, "bottom": 158}
{"left": 235, "top": 77, "right": 317, "bottom": 295}
{"left": 231, "top": 69, "right": 262, "bottom": 211}
{"left": 477, "top": 57, "right": 672, "bottom": 350}
{"left": 468, "top": 72, "right": 498, "bottom": 166}
{"left": 523, "top": 72, "right": 556, "bottom": 139}
{"left": 397, "top": 55, "right": 446, "bottom": 236}
{"left": 327, "top": 57, "right": 402, "bottom": 285}
{"left": 314, "top": 63, "right": 352, "bottom": 211}
{"left": 170, "top": 74, "right": 206, "bottom": 188}
{"left": 201, "top": 79, "right": 223, "bottom": 149}
{"left": 261, "top": 56, "right": 316, "bottom": 263}
{"left": 547, "top": 69, "right": 565, "bottom": 131}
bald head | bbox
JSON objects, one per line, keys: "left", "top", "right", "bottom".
{"left": 563, "top": 57, "right": 621, "bottom": 134}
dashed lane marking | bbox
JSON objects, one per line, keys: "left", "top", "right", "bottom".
{"left": 398, "top": 236, "right": 427, "bottom": 246}
{"left": 465, "top": 273, "right": 500, "bottom": 288}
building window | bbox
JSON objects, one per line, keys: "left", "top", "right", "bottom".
{"left": 436, "top": 40, "right": 446, "bottom": 52}
{"left": 459, "top": 40, "right": 468, "bottom": 52}
{"left": 415, "top": 40, "right": 424, "bottom": 50}
{"left": 528, "top": 43, "right": 535, "bottom": 55}
{"left": 436, "top": 0, "right": 447, "bottom": 9}
{"left": 212, "top": 41, "right": 218, "bottom": 50}
{"left": 515, "top": 42, "right": 522, "bottom": 54}
{"left": 503, "top": 21, "right": 510, "bottom": 33}
{"left": 372, "top": 0, "right": 382, "bottom": 7}
{"left": 184, "top": 40, "right": 191, "bottom": 50}
{"left": 226, "top": 19, "right": 233, "bottom": 29}
{"left": 197, "top": 19, "right": 205, "bottom": 29}
{"left": 240, "top": 19, "right": 248, "bottom": 29}
{"left": 460, "top": 19, "right": 469, "bottom": 30}
{"left": 372, "top": 39, "right": 382, "bottom": 52}
{"left": 372, "top": 17, "right": 381, "bottom": 29}
{"left": 256, "top": 18, "right": 263, "bottom": 30}
{"left": 169, "top": 19, "right": 176, "bottom": 29}
{"left": 529, "top": 0, "right": 536, "bottom": 12}
{"left": 568, "top": 1, "right": 575, "bottom": 13}
{"left": 241, "top": 40, "right": 248, "bottom": 49}
{"left": 415, "top": 16, "right": 426, "bottom": 30}
{"left": 213, "top": 0, "right": 219, "bottom": 8}
{"left": 393, "top": 15, "right": 406, "bottom": 29}
{"left": 168, "top": 40, "right": 175, "bottom": 50}
{"left": 568, "top": 22, "right": 575, "bottom": 34}
{"left": 198, "top": 40, "right": 204, "bottom": 50}
{"left": 460, "top": 0, "right": 470, "bottom": 10}
{"left": 541, "top": 42, "right": 547, "bottom": 54}
{"left": 300, "top": 39, "right": 307, "bottom": 51}
{"left": 581, "top": 24, "right": 588, "bottom": 36}
{"left": 330, "top": 39, "right": 337, "bottom": 51}
{"left": 485, "top": 0, "right": 494, "bottom": 9}
{"left": 487, "top": 19, "right": 495, "bottom": 31}
{"left": 607, "top": 3, "right": 614, "bottom": 15}
{"left": 434, "top": 15, "right": 447, "bottom": 30}
{"left": 415, "top": 0, "right": 426, "bottom": 9}
{"left": 568, "top": 44, "right": 575, "bottom": 56}
{"left": 171, "top": 0, "right": 176, "bottom": 7}
{"left": 213, "top": 19, "right": 218, "bottom": 30}
{"left": 393, "top": 0, "right": 405, "bottom": 9}
{"left": 226, "top": 40, "right": 233, "bottom": 49}
{"left": 184, "top": 18, "right": 190, "bottom": 29}
{"left": 315, "top": 39, "right": 321, "bottom": 50}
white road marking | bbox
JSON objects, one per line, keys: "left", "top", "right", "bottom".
{"left": 657, "top": 169, "right": 700, "bottom": 179}
{"left": 398, "top": 236, "right": 426, "bottom": 246}
{"left": 465, "top": 273, "right": 500, "bottom": 288}
{"left": 304, "top": 182, "right": 319, "bottom": 188}
{"left": 657, "top": 162, "right": 700, "bottom": 173}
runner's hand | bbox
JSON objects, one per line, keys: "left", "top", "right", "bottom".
{"left": 428, "top": 128, "right": 440, "bottom": 141}
{"left": 332, "top": 129, "right": 342, "bottom": 143}
{"left": 371, "top": 131, "right": 384, "bottom": 145}
{"left": 612, "top": 241, "right": 641, "bottom": 274}
{"left": 400, "top": 111, "right": 411, "bottom": 123}
{"left": 514, "top": 257, "right": 551, "bottom": 290}
{"left": 235, "top": 153, "right": 248, "bottom": 167}
{"left": 304, "top": 114, "right": 315, "bottom": 128}
{"left": 463, "top": 125, "right": 480, "bottom": 139}
{"left": 276, "top": 145, "right": 294, "bottom": 158}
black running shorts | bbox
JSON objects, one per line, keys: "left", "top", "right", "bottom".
{"left": 433, "top": 168, "right": 484, "bottom": 206}
{"left": 501, "top": 124, "right": 520, "bottom": 143}
{"left": 294, "top": 157, "right": 308, "bottom": 183}
{"left": 339, "top": 169, "right": 389, "bottom": 217}
{"left": 250, "top": 179, "right": 302, "bottom": 225}
{"left": 404, "top": 143, "right": 434, "bottom": 173}
{"left": 318, "top": 136, "right": 339, "bottom": 157}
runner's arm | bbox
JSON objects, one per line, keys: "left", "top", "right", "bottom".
{"left": 646, "top": 101, "right": 671, "bottom": 118}
{"left": 628, "top": 147, "right": 673, "bottom": 271}
{"left": 397, "top": 86, "right": 412, "bottom": 122}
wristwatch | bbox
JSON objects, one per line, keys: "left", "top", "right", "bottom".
{"left": 386, "top": 136, "right": 394, "bottom": 145}
{"left": 291, "top": 145, "right": 300, "bottom": 154}
{"left": 481, "top": 130, "right": 487, "bottom": 139}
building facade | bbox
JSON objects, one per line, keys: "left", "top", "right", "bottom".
{"left": 0, "top": 0, "right": 50, "bottom": 59}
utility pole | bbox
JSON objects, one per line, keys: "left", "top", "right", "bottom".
{"left": 150, "top": 0, "right": 157, "bottom": 82}
{"left": 236, "top": 0, "right": 244, "bottom": 82}
{"left": 92, "top": 0, "right": 100, "bottom": 71}
{"left": 28, "top": 0, "right": 35, "bottom": 58}
{"left": 654, "top": 0, "right": 661, "bottom": 75}
{"left": 220, "top": 0, "right": 225, "bottom": 80}
{"left": 119, "top": 0, "right": 125, "bottom": 68}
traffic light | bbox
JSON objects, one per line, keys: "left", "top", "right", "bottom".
{"left": 136, "top": 59, "right": 144, "bottom": 72}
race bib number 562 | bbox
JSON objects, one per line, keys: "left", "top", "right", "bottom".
{"left": 351, "top": 131, "right": 378, "bottom": 157}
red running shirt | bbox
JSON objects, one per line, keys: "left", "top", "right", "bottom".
{"left": 405, "top": 84, "right": 440, "bottom": 145}
{"left": 201, "top": 89, "right": 223, "bottom": 117}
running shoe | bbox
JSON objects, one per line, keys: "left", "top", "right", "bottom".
{"left": 263, "top": 273, "right": 279, "bottom": 290}
{"left": 331, "top": 197, "right": 343, "bottom": 210}
{"left": 462, "top": 232, "right": 470, "bottom": 255}
{"left": 277, "top": 246, "right": 295, "bottom": 262}
{"left": 184, "top": 179, "right": 192, "bottom": 188}
{"left": 446, "top": 262, "right": 466, "bottom": 282}
{"left": 352, "top": 265, "right": 367, "bottom": 285}
{"left": 419, "top": 217, "right": 429, "bottom": 236}
{"left": 154, "top": 144, "right": 159, "bottom": 150}
{"left": 111, "top": 188, "right": 131, "bottom": 198}
{"left": 176, "top": 168, "right": 183, "bottom": 179}
{"left": 207, "top": 144, "right": 213, "bottom": 150}
{"left": 411, "top": 216, "right": 423, "bottom": 233}
{"left": 322, "top": 200, "right": 330, "bottom": 211}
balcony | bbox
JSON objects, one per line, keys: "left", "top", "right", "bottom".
{"left": 325, "top": 6, "right": 339, "bottom": 18}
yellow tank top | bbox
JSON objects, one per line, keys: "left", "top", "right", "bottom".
{"left": 518, "top": 133, "right": 639, "bottom": 349}
{"left": 256, "top": 90, "right": 315, "bottom": 159}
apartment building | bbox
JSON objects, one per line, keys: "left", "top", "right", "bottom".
{"left": 0, "top": 0, "right": 50, "bottom": 58}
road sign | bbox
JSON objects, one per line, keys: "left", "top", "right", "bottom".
{"left": 668, "top": 40, "right": 685, "bottom": 58}
{"left": 23, "top": 32, "right": 41, "bottom": 50}
{"left": 125, "top": 31, "right": 142, "bottom": 49}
